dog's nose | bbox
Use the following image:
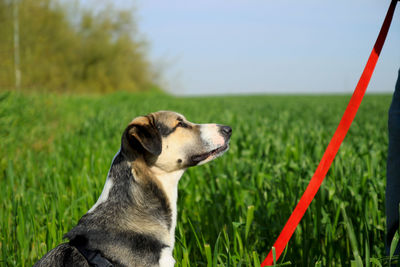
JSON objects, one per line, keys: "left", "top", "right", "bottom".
{"left": 220, "top": 125, "right": 232, "bottom": 138}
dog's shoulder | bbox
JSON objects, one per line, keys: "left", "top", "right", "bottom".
{"left": 33, "top": 243, "right": 89, "bottom": 267}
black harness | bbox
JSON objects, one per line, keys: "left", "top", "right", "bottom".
{"left": 71, "top": 243, "right": 113, "bottom": 267}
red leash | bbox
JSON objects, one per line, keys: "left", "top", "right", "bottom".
{"left": 261, "top": 1, "right": 398, "bottom": 265}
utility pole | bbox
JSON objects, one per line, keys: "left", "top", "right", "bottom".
{"left": 13, "top": 0, "right": 21, "bottom": 90}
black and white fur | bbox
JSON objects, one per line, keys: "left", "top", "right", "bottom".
{"left": 34, "top": 111, "right": 232, "bottom": 267}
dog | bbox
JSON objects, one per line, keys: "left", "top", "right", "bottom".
{"left": 34, "top": 111, "right": 232, "bottom": 267}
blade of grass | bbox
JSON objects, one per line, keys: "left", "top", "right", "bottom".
{"left": 389, "top": 230, "right": 399, "bottom": 266}
{"left": 245, "top": 205, "right": 255, "bottom": 241}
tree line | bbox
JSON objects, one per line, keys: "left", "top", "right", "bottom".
{"left": 0, "top": 0, "right": 157, "bottom": 93}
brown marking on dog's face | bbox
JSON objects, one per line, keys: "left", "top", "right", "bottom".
{"left": 122, "top": 111, "right": 232, "bottom": 173}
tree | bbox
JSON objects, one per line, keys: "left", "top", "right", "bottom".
{"left": 0, "top": 0, "right": 156, "bottom": 93}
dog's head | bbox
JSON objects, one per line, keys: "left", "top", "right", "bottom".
{"left": 121, "top": 111, "right": 231, "bottom": 172}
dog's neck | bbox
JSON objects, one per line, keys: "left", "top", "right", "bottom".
{"left": 69, "top": 152, "right": 183, "bottom": 266}
{"left": 150, "top": 166, "right": 185, "bottom": 247}
{"left": 89, "top": 152, "right": 185, "bottom": 248}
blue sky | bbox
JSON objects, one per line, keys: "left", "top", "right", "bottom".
{"left": 125, "top": 0, "right": 399, "bottom": 95}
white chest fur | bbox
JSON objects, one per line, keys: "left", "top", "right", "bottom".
{"left": 152, "top": 169, "right": 184, "bottom": 246}
{"left": 150, "top": 168, "right": 184, "bottom": 266}
{"left": 159, "top": 247, "right": 176, "bottom": 267}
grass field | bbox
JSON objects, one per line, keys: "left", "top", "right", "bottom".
{"left": 0, "top": 91, "right": 395, "bottom": 266}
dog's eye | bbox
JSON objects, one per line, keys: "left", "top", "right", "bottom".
{"left": 177, "top": 121, "right": 188, "bottom": 128}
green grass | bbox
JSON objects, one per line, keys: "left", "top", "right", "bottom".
{"left": 0, "top": 91, "right": 396, "bottom": 266}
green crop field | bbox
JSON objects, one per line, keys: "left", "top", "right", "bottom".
{"left": 0, "top": 91, "right": 396, "bottom": 266}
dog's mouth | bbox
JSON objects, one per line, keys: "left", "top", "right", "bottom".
{"left": 191, "top": 143, "right": 229, "bottom": 163}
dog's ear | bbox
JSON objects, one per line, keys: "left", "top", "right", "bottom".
{"left": 125, "top": 115, "right": 162, "bottom": 156}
